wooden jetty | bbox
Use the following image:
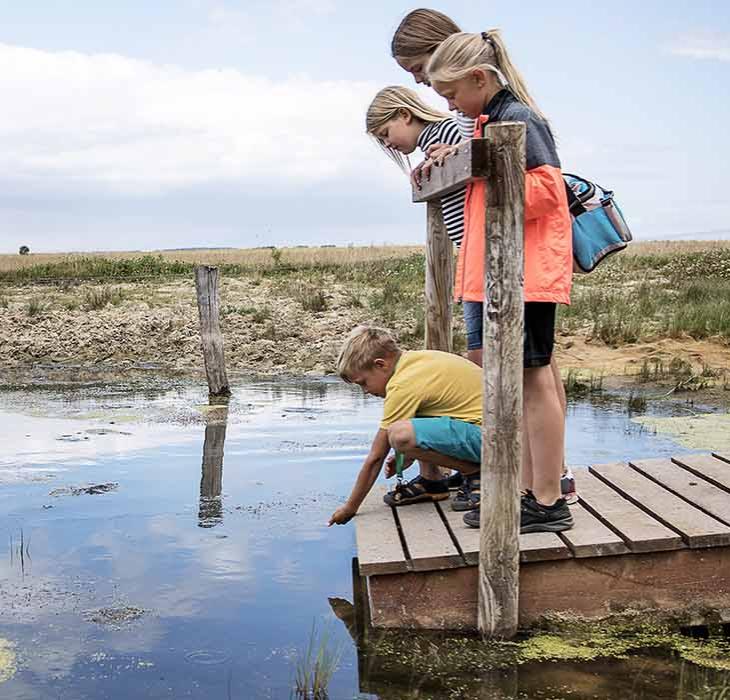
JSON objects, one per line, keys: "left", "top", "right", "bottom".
{"left": 355, "top": 452, "right": 730, "bottom": 630}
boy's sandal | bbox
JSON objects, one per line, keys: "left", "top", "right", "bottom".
{"left": 383, "top": 475, "right": 449, "bottom": 507}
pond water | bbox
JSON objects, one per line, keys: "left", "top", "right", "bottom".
{"left": 0, "top": 377, "right": 727, "bottom": 699}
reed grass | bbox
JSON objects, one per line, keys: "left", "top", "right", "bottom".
{"left": 83, "top": 286, "right": 124, "bottom": 310}
{"left": 294, "top": 622, "right": 343, "bottom": 700}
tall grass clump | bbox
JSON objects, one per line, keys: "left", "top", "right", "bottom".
{"left": 26, "top": 298, "right": 43, "bottom": 317}
{"left": 83, "top": 286, "right": 124, "bottom": 310}
{"left": 297, "top": 286, "right": 328, "bottom": 313}
{"left": 294, "top": 623, "right": 343, "bottom": 700}
{"left": 563, "top": 369, "right": 604, "bottom": 399}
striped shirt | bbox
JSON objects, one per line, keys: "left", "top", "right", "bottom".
{"left": 456, "top": 112, "right": 476, "bottom": 140}
{"left": 417, "top": 119, "right": 467, "bottom": 247}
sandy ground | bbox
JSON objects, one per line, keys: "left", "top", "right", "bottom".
{"left": 2, "top": 275, "right": 730, "bottom": 386}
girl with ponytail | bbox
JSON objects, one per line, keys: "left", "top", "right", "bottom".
{"left": 427, "top": 30, "right": 575, "bottom": 534}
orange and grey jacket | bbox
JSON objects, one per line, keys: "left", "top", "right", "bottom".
{"left": 454, "top": 90, "right": 572, "bottom": 305}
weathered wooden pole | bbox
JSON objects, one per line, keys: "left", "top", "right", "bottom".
{"left": 194, "top": 265, "right": 231, "bottom": 401}
{"left": 478, "top": 122, "right": 526, "bottom": 638}
{"left": 424, "top": 201, "right": 453, "bottom": 352}
{"left": 411, "top": 131, "right": 524, "bottom": 638}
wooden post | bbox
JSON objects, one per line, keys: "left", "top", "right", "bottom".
{"left": 478, "top": 122, "right": 526, "bottom": 638}
{"left": 424, "top": 201, "right": 453, "bottom": 352}
{"left": 410, "top": 126, "right": 525, "bottom": 639}
{"left": 194, "top": 265, "right": 231, "bottom": 400}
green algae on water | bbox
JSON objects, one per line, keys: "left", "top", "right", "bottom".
{"left": 632, "top": 413, "right": 730, "bottom": 452}
{"left": 0, "top": 637, "right": 17, "bottom": 683}
{"left": 362, "top": 620, "right": 730, "bottom": 676}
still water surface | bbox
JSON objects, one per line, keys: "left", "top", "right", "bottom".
{"left": 0, "top": 378, "right": 726, "bottom": 699}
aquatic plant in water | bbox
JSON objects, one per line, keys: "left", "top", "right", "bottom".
{"left": 294, "top": 622, "right": 343, "bottom": 699}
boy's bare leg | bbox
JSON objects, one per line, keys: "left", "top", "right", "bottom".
{"left": 467, "top": 348, "right": 483, "bottom": 367}
{"left": 387, "top": 421, "right": 479, "bottom": 477}
{"left": 523, "top": 365, "right": 563, "bottom": 505}
{"left": 416, "top": 459, "right": 448, "bottom": 481}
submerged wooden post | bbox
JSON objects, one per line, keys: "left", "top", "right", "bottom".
{"left": 424, "top": 201, "right": 453, "bottom": 352}
{"left": 478, "top": 122, "right": 526, "bottom": 638}
{"left": 194, "top": 265, "right": 231, "bottom": 400}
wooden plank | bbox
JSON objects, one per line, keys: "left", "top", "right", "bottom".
{"left": 519, "top": 547, "right": 730, "bottom": 627}
{"left": 368, "top": 547, "right": 730, "bottom": 630}
{"left": 519, "top": 532, "right": 572, "bottom": 563}
{"left": 424, "top": 200, "right": 453, "bottom": 353}
{"left": 396, "top": 500, "right": 463, "bottom": 571}
{"left": 631, "top": 458, "right": 730, "bottom": 526}
{"left": 440, "top": 503, "right": 481, "bottom": 565}
{"left": 355, "top": 486, "right": 408, "bottom": 576}
{"left": 591, "top": 462, "right": 730, "bottom": 548}
{"left": 558, "top": 502, "right": 629, "bottom": 558}
{"left": 478, "top": 122, "right": 526, "bottom": 639}
{"left": 577, "top": 470, "right": 684, "bottom": 553}
{"left": 412, "top": 138, "right": 490, "bottom": 203}
{"left": 673, "top": 453, "right": 730, "bottom": 493}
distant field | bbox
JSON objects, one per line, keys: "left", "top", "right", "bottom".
{"left": 0, "top": 245, "right": 424, "bottom": 274}
{"left": 2, "top": 240, "right": 730, "bottom": 274}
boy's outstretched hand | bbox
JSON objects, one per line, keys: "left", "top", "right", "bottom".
{"left": 328, "top": 504, "right": 356, "bottom": 526}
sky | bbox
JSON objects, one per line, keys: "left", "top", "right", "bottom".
{"left": 0, "top": 0, "right": 728, "bottom": 253}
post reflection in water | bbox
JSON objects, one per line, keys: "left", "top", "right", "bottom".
{"left": 198, "top": 407, "right": 228, "bottom": 528}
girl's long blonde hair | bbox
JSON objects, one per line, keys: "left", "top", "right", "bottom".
{"left": 366, "top": 85, "right": 449, "bottom": 171}
{"left": 390, "top": 8, "right": 461, "bottom": 59}
{"left": 427, "top": 30, "right": 547, "bottom": 123}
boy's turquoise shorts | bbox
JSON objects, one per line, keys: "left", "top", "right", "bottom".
{"left": 411, "top": 417, "right": 481, "bottom": 465}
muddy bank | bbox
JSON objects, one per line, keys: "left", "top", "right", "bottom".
{"left": 2, "top": 275, "right": 730, "bottom": 393}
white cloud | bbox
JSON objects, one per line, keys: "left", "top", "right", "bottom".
{"left": 669, "top": 33, "right": 730, "bottom": 62}
{"left": 0, "top": 43, "right": 395, "bottom": 195}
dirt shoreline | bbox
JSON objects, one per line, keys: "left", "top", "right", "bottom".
{"left": 1, "top": 275, "right": 730, "bottom": 403}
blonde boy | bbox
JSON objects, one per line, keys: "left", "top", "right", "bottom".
{"left": 328, "top": 325, "right": 483, "bottom": 526}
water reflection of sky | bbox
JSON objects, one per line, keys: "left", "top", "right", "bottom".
{"left": 0, "top": 379, "right": 700, "bottom": 699}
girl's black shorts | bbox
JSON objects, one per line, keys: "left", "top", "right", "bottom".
{"left": 463, "top": 301, "right": 556, "bottom": 368}
{"left": 523, "top": 302, "right": 556, "bottom": 368}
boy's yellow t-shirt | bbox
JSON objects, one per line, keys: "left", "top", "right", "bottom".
{"left": 379, "top": 350, "right": 482, "bottom": 429}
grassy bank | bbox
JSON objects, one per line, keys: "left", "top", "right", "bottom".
{"left": 559, "top": 245, "right": 730, "bottom": 344}
{"left": 0, "top": 241, "right": 729, "bottom": 377}
{"left": 2, "top": 242, "right": 730, "bottom": 346}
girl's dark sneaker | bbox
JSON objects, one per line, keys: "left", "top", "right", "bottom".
{"left": 383, "top": 474, "right": 449, "bottom": 506}
{"left": 451, "top": 473, "right": 480, "bottom": 511}
{"left": 463, "top": 494, "right": 574, "bottom": 533}
{"left": 520, "top": 495, "right": 574, "bottom": 533}
{"left": 463, "top": 507, "right": 480, "bottom": 528}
